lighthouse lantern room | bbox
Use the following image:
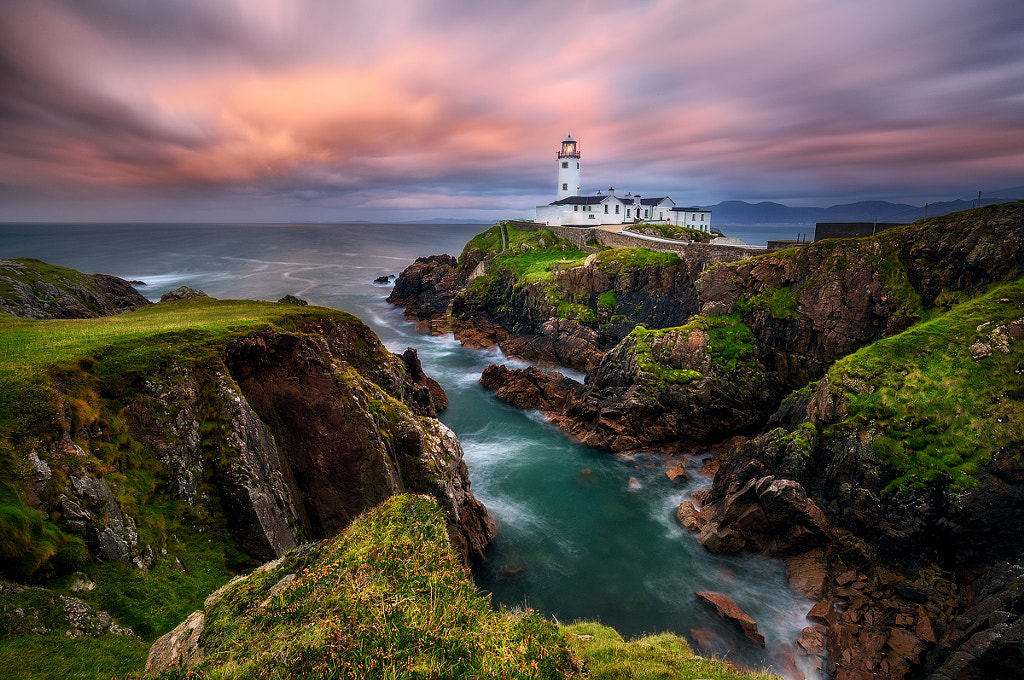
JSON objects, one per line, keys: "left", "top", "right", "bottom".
{"left": 556, "top": 134, "right": 581, "bottom": 200}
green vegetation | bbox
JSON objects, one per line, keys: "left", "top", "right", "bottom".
{"left": 626, "top": 326, "right": 703, "bottom": 388}
{"left": 827, "top": 280, "right": 1024, "bottom": 491}
{"left": 598, "top": 290, "right": 617, "bottom": 309}
{"left": 626, "top": 312, "right": 759, "bottom": 392}
{"left": 0, "top": 296, "right": 381, "bottom": 679}
{"left": 593, "top": 248, "right": 681, "bottom": 271}
{"left": 736, "top": 287, "right": 799, "bottom": 321}
{"left": 0, "top": 631, "right": 150, "bottom": 680}
{"left": 563, "top": 622, "right": 782, "bottom": 680}
{"left": 625, "top": 223, "right": 713, "bottom": 244}
{"left": 167, "top": 494, "right": 579, "bottom": 679}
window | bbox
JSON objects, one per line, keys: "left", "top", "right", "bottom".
{"left": 576, "top": 163, "right": 579, "bottom": 169}
{"left": 561, "top": 162, "right": 568, "bottom": 168}
{"left": 574, "top": 205, "right": 578, "bottom": 211}
{"left": 627, "top": 209, "right": 631, "bottom": 218}
{"left": 644, "top": 209, "right": 649, "bottom": 218}
{"left": 615, "top": 205, "right": 620, "bottom": 214}
{"left": 562, "top": 183, "right": 568, "bottom": 191}
{"left": 604, "top": 205, "right": 608, "bottom": 214}
{"left": 589, "top": 214, "right": 596, "bottom": 219}
{"left": 701, "top": 214, "right": 705, "bottom": 221}
{"left": 659, "top": 212, "right": 663, "bottom": 220}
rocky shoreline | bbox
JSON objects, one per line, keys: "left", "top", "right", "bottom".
{"left": 387, "top": 204, "right": 1024, "bottom": 679}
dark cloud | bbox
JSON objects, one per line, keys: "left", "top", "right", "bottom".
{"left": 0, "top": 0, "right": 1022, "bottom": 220}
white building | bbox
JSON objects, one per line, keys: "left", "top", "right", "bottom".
{"left": 535, "top": 135, "right": 711, "bottom": 231}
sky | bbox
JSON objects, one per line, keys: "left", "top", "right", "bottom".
{"left": 1, "top": 0, "right": 1022, "bottom": 223}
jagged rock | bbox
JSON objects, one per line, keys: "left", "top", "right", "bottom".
{"left": 276, "top": 294, "right": 308, "bottom": 305}
{"left": 160, "top": 286, "right": 208, "bottom": 302}
{"left": 699, "top": 475, "right": 830, "bottom": 556}
{"left": 61, "top": 473, "right": 135, "bottom": 564}
{"left": 479, "top": 364, "right": 581, "bottom": 413}
{"left": 387, "top": 254, "right": 463, "bottom": 332}
{"left": 923, "top": 561, "right": 1024, "bottom": 679}
{"left": 675, "top": 500, "right": 705, "bottom": 532}
{"left": 146, "top": 610, "right": 205, "bottom": 676}
{"left": 695, "top": 591, "right": 765, "bottom": 647}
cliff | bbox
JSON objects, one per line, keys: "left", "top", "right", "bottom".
{"left": 474, "top": 203, "right": 1024, "bottom": 453}
{"left": 388, "top": 224, "right": 703, "bottom": 371}
{"left": 391, "top": 202, "right": 1024, "bottom": 679}
{"left": 0, "top": 277, "right": 492, "bottom": 675}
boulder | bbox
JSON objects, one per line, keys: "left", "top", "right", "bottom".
{"left": 695, "top": 591, "right": 765, "bottom": 647}
{"left": 160, "top": 286, "right": 208, "bottom": 302}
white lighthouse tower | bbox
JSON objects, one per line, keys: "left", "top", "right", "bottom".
{"left": 556, "top": 134, "right": 581, "bottom": 200}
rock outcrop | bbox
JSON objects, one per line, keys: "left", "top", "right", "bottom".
{"left": 0, "top": 258, "right": 150, "bottom": 319}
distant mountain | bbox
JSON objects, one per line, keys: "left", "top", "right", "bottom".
{"left": 703, "top": 198, "right": 1021, "bottom": 225}
{"left": 705, "top": 200, "right": 919, "bottom": 225}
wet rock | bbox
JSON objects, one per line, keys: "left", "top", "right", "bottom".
{"left": 786, "top": 550, "right": 828, "bottom": 599}
{"left": 665, "top": 462, "right": 688, "bottom": 482}
{"left": 695, "top": 591, "right": 765, "bottom": 647}
{"left": 675, "top": 500, "right": 706, "bottom": 532}
{"left": 807, "top": 600, "right": 837, "bottom": 627}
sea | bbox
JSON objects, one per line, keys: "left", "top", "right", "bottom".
{"left": 0, "top": 221, "right": 819, "bottom": 679}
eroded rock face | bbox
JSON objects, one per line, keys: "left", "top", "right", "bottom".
{"left": 223, "top": 320, "right": 494, "bottom": 563}
{"left": 695, "top": 591, "right": 766, "bottom": 647}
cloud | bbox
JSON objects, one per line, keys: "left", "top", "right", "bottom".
{"left": 0, "top": 0, "right": 1022, "bottom": 220}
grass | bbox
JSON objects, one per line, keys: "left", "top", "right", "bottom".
{"left": 826, "top": 279, "right": 1024, "bottom": 491}
{"left": 563, "top": 622, "right": 783, "bottom": 680}
{"left": 0, "top": 632, "right": 150, "bottom": 680}
{"left": 162, "top": 494, "right": 580, "bottom": 679}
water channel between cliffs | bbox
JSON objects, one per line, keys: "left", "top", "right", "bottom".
{"left": 0, "top": 221, "right": 820, "bottom": 679}
{"left": 367, "top": 301, "right": 819, "bottom": 679}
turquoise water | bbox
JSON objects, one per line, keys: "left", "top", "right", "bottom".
{"left": 1, "top": 222, "right": 818, "bottom": 678}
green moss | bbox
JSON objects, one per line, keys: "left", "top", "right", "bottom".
{"left": 598, "top": 290, "right": 617, "bottom": 309}
{"left": 736, "top": 287, "right": 799, "bottom": 321}
{"left": 0, "top": 482, "right": 84, "bottom": 578}
{"left": 828, "top": 280, "right": 1024, "bottom": 491}
{"left": 626, "top": 326, "right": 703, "bottom": 389}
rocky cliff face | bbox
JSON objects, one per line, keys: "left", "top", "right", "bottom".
{"left": 3, "top": 287, "right": 494, "bottom": 624}
{"left": 0, "top": 258, "right": 151, "bottom": 319}
{"left": 477, "top": 204, "right": 1024, "bottom": 453}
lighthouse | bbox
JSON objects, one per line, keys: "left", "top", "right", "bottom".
{"left": 556, "top": 134, "right": 581, "bottom": 200}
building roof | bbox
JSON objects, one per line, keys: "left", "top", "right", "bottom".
{"left": 550, "top": 195, "right": 607, "bottom": 206}
{"left": 638, "top": 196, "right": 671, "bottom": 206}
{"left": 670, "top": 206, "right": 712, "bottom": 212}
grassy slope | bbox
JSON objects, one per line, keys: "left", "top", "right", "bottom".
{"left": 824, "top": 279, "right": 1024, "bottom": 490}
{"left": 155, "top": 494, "right": 779, "bottom": 680}
{"left": 0, "top": 298, "right": 366, "bottom": 677}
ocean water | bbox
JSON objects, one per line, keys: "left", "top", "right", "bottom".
{"left": 1, "top": 222, "right": 818, "bottom": 678}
